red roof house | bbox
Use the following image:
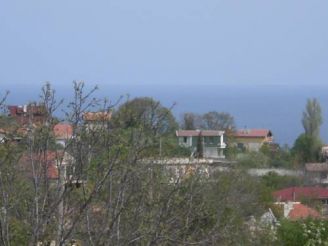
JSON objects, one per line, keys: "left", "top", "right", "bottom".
{"left": 234, "top": 129, "right": 273, "bottom": 138}
{"left": 233, "top": 129, "right": 273, "bottom": 152}
{"left": 273, "top": 187, "right": 328, "bottom": 202}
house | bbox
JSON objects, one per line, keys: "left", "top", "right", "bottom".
{"left": 83, "top": 111, "right": 112, "bottom": 130}
{"left": 8, "top": 103, "right": 48, "bottom": 126}
{"left": 273, "top": 186, "right": 328, "bottom": 205}
{"left": 53, "top": 123, "right": 73, "bottom": 147}
{"left": 233, "top": 129, "right": 273, "bottom": 152}
{"left": 176, "top": 130, "right": 226, "bottom": 158}
{"left": 305, "top": 162, "right": 328, "bottom": 185}
{"left": 275, "top": 201, "right": 320, "bottom": 220}
{"left": 18, "top": 151, "right": 73, "bottom": 180}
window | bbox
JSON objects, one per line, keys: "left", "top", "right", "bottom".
{"left": 183, "top": 137, "right": 188, "bottom": 143}
{"left": 208, "top": 136, "right": 215, "bottom": 144}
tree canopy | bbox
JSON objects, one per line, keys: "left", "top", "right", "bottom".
{"left": 302, "top": 98, "right": 322, "bottom": 138}
{"left": 112, "top": 97, "right": 178, "bottom": 136}
{"left": 181, "top": 111, "right": 235, "bottom": 131}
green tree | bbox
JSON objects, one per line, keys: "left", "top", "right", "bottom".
{"left": 112, "top": 97, "right": 178, "bottom": 136}
{"left": 302, "top": 98, "right": 322, "bottom": 138}
{"left": 292, "top": 133, "right": 322, "bottom": 163}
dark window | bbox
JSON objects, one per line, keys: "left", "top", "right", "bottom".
{"left": 237, "top": 143, "right": 245, "bottom": 150}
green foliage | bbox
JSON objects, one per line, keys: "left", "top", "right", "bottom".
{"left": 277, "top": 219, "right": 328, "bottom": 246}
{"left": 277, "top": 219, "right": 307, "bottom": 245}
{"left": 237, "top": 151, "right": 270, "bottom": 168}
{"left": 292, "top": 133, "right": 322, "bottom": 164}
{"left": 158, "top": 136, "right": 190, "bottom": 157}
{"left": 302, "top": 98, "right": 322, "bottom": 139}
{"left": 260, "top": 143, "right": 294, "bottom": 168}
{"left": 260, "top": 172, "right": 303, "bottom": 191}
{"left": 9, "top": 218, "right": 30, "bottom": 246}
{"left": 112, "top": 97, "right": 178, "bottom": 136}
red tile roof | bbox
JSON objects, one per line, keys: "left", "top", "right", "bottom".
{"left": 53, "top": 123, "right": 73, "bottom": 139}
{"left": 176, "top": 130, "right": 224, "bottom": 137}
{"left": 234, "top": 129, "right": 272, "bottom": 138}
{"left": 273, "top": 187, "right": 328, "bottom": 202}
{"left": 288, "top": 203, "right": 320, "bottom": 220}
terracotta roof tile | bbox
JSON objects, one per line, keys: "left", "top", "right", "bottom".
{"left": 234, "top": 129, "right": 272, "bottom": 138}
{"left": 53, "top": 123, "right": 73, "bottom": 139}
{"left": 273, "top": 187, "right": 328, "bottom": 201}
{"left": 288, "top": 203, "right": 320, "bottom": 220}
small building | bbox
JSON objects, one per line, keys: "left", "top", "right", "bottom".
{"left": 305, "top": 162, "right": 328, "bottom": 185}
{"left": 176, "top": 130, "right": 226, "bottom": 158}
{"left": 233, "top": 129, "right": 273, "bottom": 152}
{"left": 83, "top": 111, "right": 112, "bottom": 130}
{"left": 8, "top": 104, "right": 48, "bottom": 126}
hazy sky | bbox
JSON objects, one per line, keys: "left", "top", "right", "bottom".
{"left": 1, "top": 0, "right": 328, "bottom": 88}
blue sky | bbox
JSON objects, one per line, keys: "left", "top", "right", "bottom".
{"left": 1, "top": 1, "right": 328, "bottom": 145}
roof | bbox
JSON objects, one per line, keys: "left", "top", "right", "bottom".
{"left": 305, "top": 163, "right": 328, "bottom": 172}
{"left": 53, "top": 123, "right": 73, "bottom": 139}
{"left": 176, "top": 130, "right": 224, "bottom": 137}
{"left": 288, "top": 203, "right": 320, "bottom": 220}
{"left": 83, "top": 111, "right": 112, "bottom": 122}
{"left": 273, "top": 187, "right": 328, "bottom": 201}
{"left": 234, "top": 129, "right": 272, "bottom": 138}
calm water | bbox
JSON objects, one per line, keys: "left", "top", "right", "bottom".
{"left": 2, "top": 83, "right": 328, "bottom": 146}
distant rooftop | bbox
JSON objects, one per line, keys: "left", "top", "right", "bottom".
{"left": 176, "top": 130, "right": 225, "bottom": 137}
{"left": 53, "top": 123, "right": 73, "bottom": 139}
{"left": 83, "top": 111, "right": 112, "bottom": 122}
{"left": 234, "top": 129, "right": 272, "bottom": 138}
{"left": 273, "top": 186, "right": 328, "bottom": 201}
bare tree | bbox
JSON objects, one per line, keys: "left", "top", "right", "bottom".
{"left": 0, "top": 83, "right": 272, "bottom": 245}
